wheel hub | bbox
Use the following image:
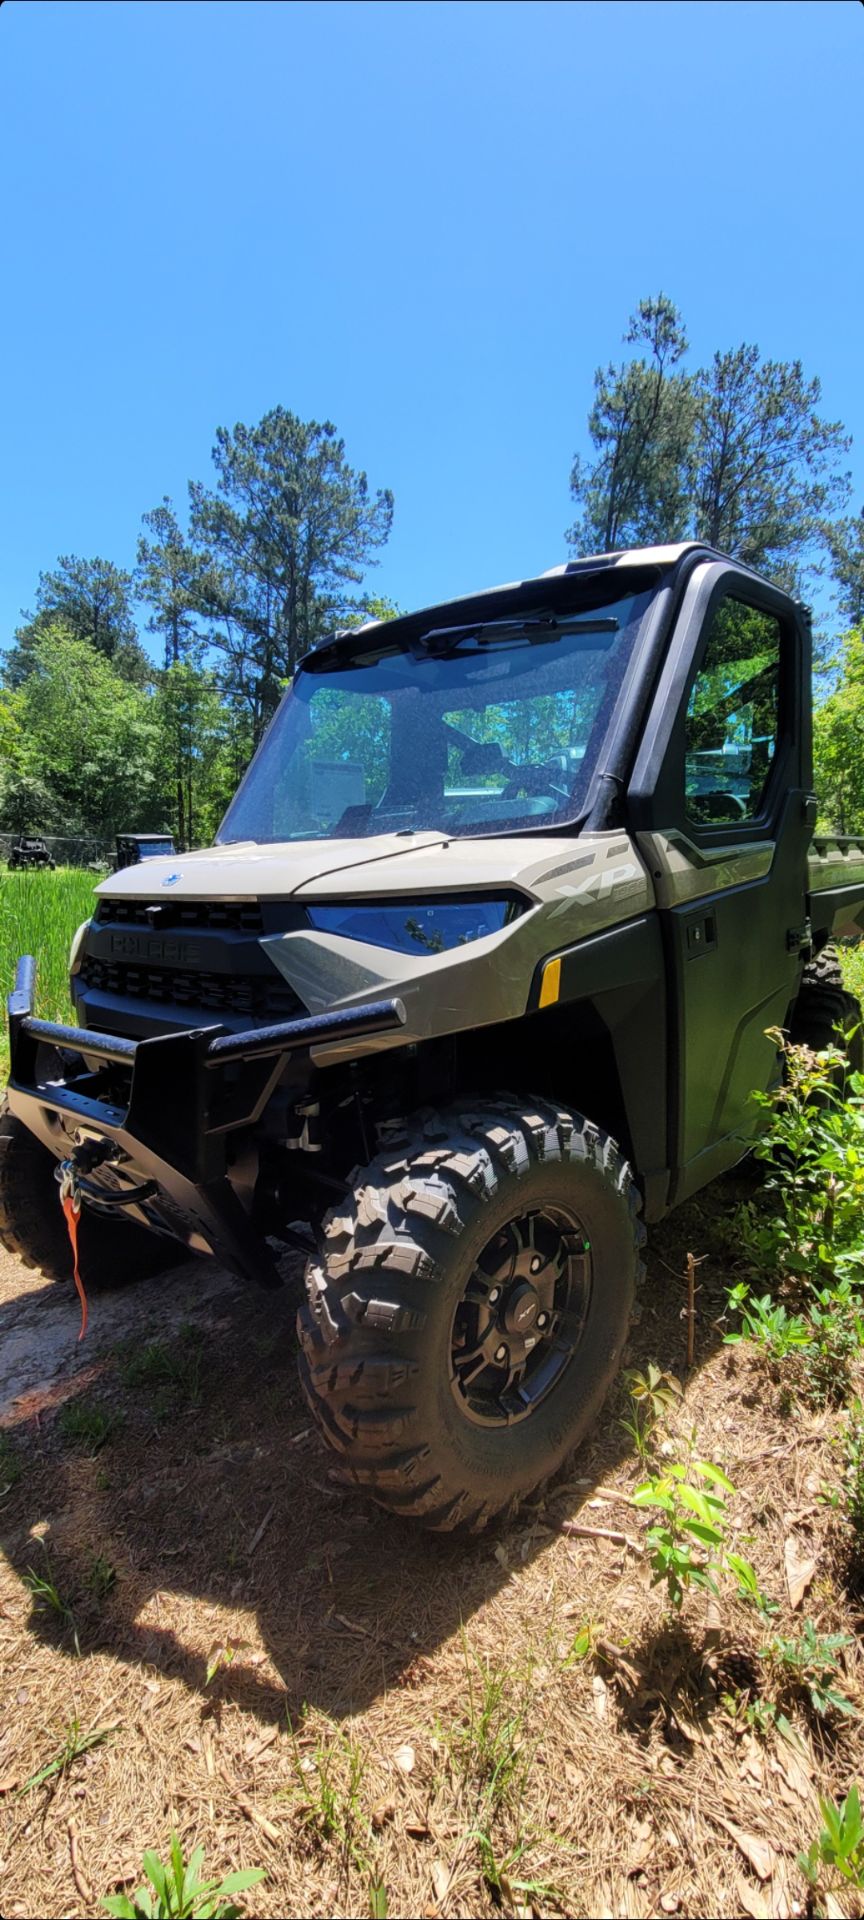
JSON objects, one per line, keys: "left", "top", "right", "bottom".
{"left": 449, "top": 1203, "right": 592, "bottom": 1427}
{"left": 503, "top": 1281, "right": 540, "bottom": 1333}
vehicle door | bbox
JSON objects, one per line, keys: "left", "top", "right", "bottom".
{"left": 628, "top": 560, "right": 812, "bottom": 1205}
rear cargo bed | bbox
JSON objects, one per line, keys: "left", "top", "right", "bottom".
{"left": 809, "top": 833, "right": 864, "bottom": 942}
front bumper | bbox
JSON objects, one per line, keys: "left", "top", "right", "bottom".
{"left": 6, "top": 955, "right": 405, "bottom": 1287}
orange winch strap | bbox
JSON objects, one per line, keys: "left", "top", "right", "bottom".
{"left": 61, "top": 1193, "right": 88, "bottom": 1342}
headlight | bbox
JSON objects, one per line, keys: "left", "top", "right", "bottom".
{"left": 306, "top": 896, "right": 525, "bottom": 956}
{"left": 69, "top": 920, "right": 91, "bottom": 977}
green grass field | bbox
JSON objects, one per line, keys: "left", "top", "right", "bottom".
{"left": 0, "top": 867, "right": 103, "bottom": 1076}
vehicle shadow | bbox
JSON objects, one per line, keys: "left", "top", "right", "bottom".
{"left": 0, "top": 1179, "right": 750, "bottom": 1731}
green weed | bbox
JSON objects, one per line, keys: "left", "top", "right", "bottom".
{"left": 561, "top": 1621, "right": 599, "bottom": 1666}
{"left": 103, "top": 1832, "right": 265, "bottom": 1918}
{"left": 473, "top": 1829, "right": 562, "bottom": 1911}
{"left": 86, "top": 1550, "right": 118, "bottom": 1604}
{"left": 59, "top": 1398, "right": 123, "bottom": 1453}
{"left": 762, "top": 1619, "right": 857, "bottom": 1721}
{"left": 205, "top": 1638, "right": 251, "bottom": 1687}
{"left": 803, "top": 1279, "right": 864, "bottom": 1406}
{"left": 727, "top": 1551, "right": 779, "bottom": 1620}
{"left": 23, "top": 1552, "right": 80, "bottom": 1654}
{"left": 120, "top": 1325, "right": 205, "bottom": 1407}
{"left": 20, "top": 1716, "right": 115, "bottom": 1795}
{"left": 0, "top": 1431, "right": 22, "bottom": 1493}
{"left": 286, "top": 1711, "right": 370, "bottom": 1875}
{"left": 799, "top": 1784, "right": 864, "bottom": 1903}
{"left": 841, "top": 945, "right": 864, "bottom": 1003}
{"left": 445, "top": 1638, "right": 531, "bottom": 1811}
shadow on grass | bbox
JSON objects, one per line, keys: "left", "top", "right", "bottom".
{"left": 0, "top": 1176, "right": 754, "bottom": 1730}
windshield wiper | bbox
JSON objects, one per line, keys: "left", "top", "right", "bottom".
{"left": 411, "top": 614, "right": 619, "bottom": 659}
{"left": 306, "top": 612, "right": 620, "bottom": 674}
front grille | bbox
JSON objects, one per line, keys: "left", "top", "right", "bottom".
{"left": 97, "top": 898, "right": 265, "bottom": 933}
{"left": 80, "top": 956, "right": 304, "bottom": 1023}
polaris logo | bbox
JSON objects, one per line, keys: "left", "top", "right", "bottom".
{"left": 108, "top": 934, "right": 193, "bottom": 965}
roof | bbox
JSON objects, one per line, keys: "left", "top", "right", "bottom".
{"left": 317, "top": 543, "right": 771, "bottom": 666}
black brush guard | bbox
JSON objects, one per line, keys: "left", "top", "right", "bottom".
{"left": 6, "top": 955, "right": 406, "bottom": 1288}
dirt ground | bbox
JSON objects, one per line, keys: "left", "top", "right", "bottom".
{"left": 2, "top": 1187, "right": 864, "bottom": 1920}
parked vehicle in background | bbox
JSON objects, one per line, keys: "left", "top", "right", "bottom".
{"left": 114, "top": 833, "right": 177, "bottom": 871}
{"left": 8, "top": 837, "right": 56, "bottom": 871}
{"left": 4, "top": 542, "right": 864, "bottom": 1533}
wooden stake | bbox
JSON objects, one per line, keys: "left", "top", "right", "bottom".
{"left": 684, "top": 1251, "right": 706, "bottom": 1369}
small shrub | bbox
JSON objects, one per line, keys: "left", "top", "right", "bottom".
{"left": 620, "top": 1362, "right": 682, "bottom": 1462}
{"left": 632, "top": 1459, "right": 734, "bottom": 1611}
{"left": 724, "top": 1287, "right": 811, "bottom": 1363}
{"left": 742, "top": 1029, "right": 864, "bottom": 1287}
{"left": 802, "top": 1279, "right": 864, "bottom": 1406}
{"left": 103, "top": 1834, "right": 265, "bottom": 1919}
{"left": 725, "top": 1032, "right": 864, "bottom": 1409}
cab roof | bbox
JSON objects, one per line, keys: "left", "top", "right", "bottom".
{"left": 310, "top": 542, "right": 769, "bottom": 672}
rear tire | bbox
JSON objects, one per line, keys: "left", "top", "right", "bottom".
{"left": 0, "top": 1105, "right": 182, "bottom": 1288}
{"left": 297, "top": 1096, "right": 645, "bottom": 1531}
{"left": 789, "top": 946, "right": 863, "bottom": 1073}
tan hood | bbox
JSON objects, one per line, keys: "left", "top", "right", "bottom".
{"left": 96, "top": 832, "right": 452, "bottom": 901}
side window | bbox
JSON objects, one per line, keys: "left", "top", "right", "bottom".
{"left": 684, "top": 598, "right": 782, "bottom": 827}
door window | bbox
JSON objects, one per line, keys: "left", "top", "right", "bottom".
{"left": 684, "top": 598, "right": 782, "bottom": 826}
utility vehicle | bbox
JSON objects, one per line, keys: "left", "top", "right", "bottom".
{"left": 4, "top": 542, "right": 864, "bottom": 1531}
{"left": 8, "top": 836, "right": 55, "bottom": 871}
{"left": 114, "top": 833, "right": 177, "bottom": 871}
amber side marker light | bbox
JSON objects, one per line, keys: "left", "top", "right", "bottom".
{"left": 539, "top": 956, "right": 561, "bottom": 1008}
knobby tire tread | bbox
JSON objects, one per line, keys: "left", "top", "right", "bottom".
{"left": 297, "top": 1095, "right": 644, "bottom": 1532}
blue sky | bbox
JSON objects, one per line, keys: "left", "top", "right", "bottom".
{"left": 0, "top": 0, "right": 861, "bottom": 657}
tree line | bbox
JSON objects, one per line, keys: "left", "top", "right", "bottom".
{"left": 0, "top": 410, "right": 396, "bottom": 846}
{"left": 2, "top": 304, "right": 863, "bottom": 848}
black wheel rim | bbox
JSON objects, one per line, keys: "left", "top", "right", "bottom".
{"left": 449, "top": 1204, "right": 592, "bottom": 1427}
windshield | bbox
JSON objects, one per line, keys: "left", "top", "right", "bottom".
{"left": 218, "top": 584, "right": 654, "bottom": 844}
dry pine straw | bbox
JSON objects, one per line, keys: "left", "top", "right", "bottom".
{"left": 2, "top": 1189, "right": 864, "bottom": 1920}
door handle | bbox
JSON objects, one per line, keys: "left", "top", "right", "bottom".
{"left": 685, "top": 911, "right": 717, "bottom": 957}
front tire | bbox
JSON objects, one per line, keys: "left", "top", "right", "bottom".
{"left": 297, "top": 1097, "right": 644, "bottom": 1531}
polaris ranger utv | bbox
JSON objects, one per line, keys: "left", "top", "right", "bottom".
{"left": 4, "top": 542, "right": 864, "bottom": 1531}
